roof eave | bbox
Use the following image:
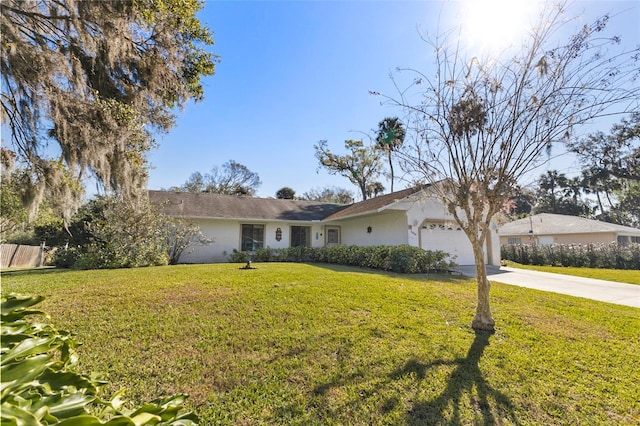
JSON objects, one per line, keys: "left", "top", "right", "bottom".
{"left": 168, "top": 214, "right": 326, "bottom": 223}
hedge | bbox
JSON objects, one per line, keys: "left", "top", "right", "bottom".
{"left": 501, "top": 243, "right": 640, "bottom": 270}
{"left": 229, "top": 244, "right": 454, "bottom": 274}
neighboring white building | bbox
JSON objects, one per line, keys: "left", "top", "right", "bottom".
{"left": 499, "top": 213, "right": 640, "bottom": 246}
{"left": 149, "top": 185, "right": 501, "bottom": 266}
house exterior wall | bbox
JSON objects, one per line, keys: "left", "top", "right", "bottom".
{"left": 405, "top": 198, "right": 500, "bottom": 266}
{"left": 180, "top": 218, "right": 238, "bottom": 263}
{"left": 487, "top": 226, "right": 501, "bottom": 266}
{"left": 178, "top": 219, "right": 325, "bottom": 263}
{"left": 262, "top": 222, "right": 326, "bottom": 249}
{"left": 333, "top": 211, "right": 408, "bottom": 247}
{"left": 499, "top": 232, "right": 617, "bottom": 246}
{"left": 175, "top": 197, "right": 501, "bottom": 266}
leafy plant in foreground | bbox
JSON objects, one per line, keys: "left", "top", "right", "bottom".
{"left": 0, "top": 294, "right": 198, "bottom": 425}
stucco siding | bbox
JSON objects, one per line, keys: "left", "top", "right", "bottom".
{"left": 178, "top": 219, "right": 327, "bottom": 263}
{"left": 337, "top": 211, "right": 408, "bottom": 246}
{"left": 179, "top": 219, "right": 238, "bottom": 263}
{"left": 487, "top": 227, "right": 501, "bottom": 266}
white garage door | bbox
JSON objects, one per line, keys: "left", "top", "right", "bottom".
{"left": 420, "top": 223, "right": 478, "bottom": 265}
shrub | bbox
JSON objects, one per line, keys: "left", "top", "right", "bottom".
{"left": 51, "top": 246, "right": 82, "bottom": 268}
{"left": 1, "top": 294, "right": 198, "bottom": 425}
{"left": 165, "top": 218, "right": 211, "bottom": 265}
{"left": 229, "top": 249, "right": 249, "bottom": 263}
{"left": 228, "top": 244, "right": 453, "bottom": 274}
{"left": 501, "top": 243, "right": 640, "bottom": 270}
{"left": 46, "top": 196, "right": 210, "bottom": 269}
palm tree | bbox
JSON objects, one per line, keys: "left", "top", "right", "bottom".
{"left": 375, "top": 117, "right": 406, "bottom": 193}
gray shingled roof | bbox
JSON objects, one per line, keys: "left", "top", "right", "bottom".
{"left": 148, "top": 190, "right": 347, "bottom": 221}
{"left": 323, "top": 185, "right": 431, "bottom": 220}
{"left": 499, "top": 213, "right": 640, "bottom": 236}
{"left": 148, "top": 185, "right": 433, "bottom": 222}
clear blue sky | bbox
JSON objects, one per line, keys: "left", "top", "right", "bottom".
{"left": 146, "top": 0, "right": 640, "bottom": 199}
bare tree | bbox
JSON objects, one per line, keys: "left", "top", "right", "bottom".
{"left": 381, "top": 1, "right": 639, "bottom": 331}
{"left": 182, "top": 172, "right": 206, "bottom": 193}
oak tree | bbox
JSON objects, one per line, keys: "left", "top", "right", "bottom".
{"left": 181, "top": 160, "right": 262, "bottom": 196}
{"left": 570, "top": 113, "right": 640, "bottom": 225}
{"left": 1, "top": 0, "right": 216, "bottom": 220}
{"left": 299, "top": 186, "right": 355, "bottom": 204}
{"left": 276, "top": 187, "right": 296, "bottom": 199}
{"left": 314, "top": 139, "right": 383, "bottom": 201}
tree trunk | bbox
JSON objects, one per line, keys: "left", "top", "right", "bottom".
{"left": 388, "top": 152, "right": 394, "bottom": 193}
{"left": 470, "top": 232, "right": 495, "bottom": 332}
{"left": 359, "top": 182, "right": 368, "bottom": 200}
{"left": 595, "top": 191, "right": 604, "bottom": 215}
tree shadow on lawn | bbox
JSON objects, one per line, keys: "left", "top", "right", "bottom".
{"left": 312, "top": 330, "right": 519, "bottom": 425}
{"left": 391, "top": 330, "right": 519, "bottom": 425}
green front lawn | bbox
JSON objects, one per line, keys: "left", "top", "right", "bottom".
{"left": 2, "top": 263, "right": 638, "bottom": 424}
{"left": 502, "top": 261, "right": 640, "bottom": 285}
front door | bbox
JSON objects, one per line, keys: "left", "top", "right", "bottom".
{"left": 325, "top": 226, "right": 340, "bottom": 246}
{"left": 290, "top": 226, "right": 311, "bottom": 247}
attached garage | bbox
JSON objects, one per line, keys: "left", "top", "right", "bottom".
{"left": 420, "top": 222, "right": 480, "bottom": 265}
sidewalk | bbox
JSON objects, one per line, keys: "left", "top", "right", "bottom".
{"left": 456, "top": 265, "right": 640, "bottom": 308}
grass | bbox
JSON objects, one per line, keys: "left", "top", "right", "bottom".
{"left": 502, "top": 261, "right": 640, "bottom": 285}
{"left": 2, "top": 263, "right": 639, "bottom": 425}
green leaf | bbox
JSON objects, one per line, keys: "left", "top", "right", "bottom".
{"left": 1, "top": 336, "right": 60, "bottom": 364}
{"left": 0, "top": 401, "right": 44, "bottom": 426}
{"left": 0, "top": 333, "right": 31, "bottom": 352}
{"left": 55, "top": 415, "right": 132, "bottom": 426}
{"left": 1, "top": 354, "right": 53, "bottom": 398}
{"left": 131, "top": 412, "right": 161, "bottom": 425}
{"left": 1, "top": 295, "right": 45, "bottom": 316}
{"left": 37, "top": 369, "right": 98, "bottom": 394}
{"left": 41, "top": 392, "right": 95, "bottom": 419}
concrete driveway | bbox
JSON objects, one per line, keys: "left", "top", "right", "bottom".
{"left": 456, "top": 265, "right": 640, "bottom": 308}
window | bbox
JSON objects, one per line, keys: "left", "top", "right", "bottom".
{"left": 618, "top": 235, "right": 640, "bottom": 245}
{"left": 241, "top": 224, "right": 264, "bottom": 251}
{"left": 507, "top": 237, "right": 522, "bottom": 245}
{"left": 290, "top": 226, "right": 311, "bottom": 247}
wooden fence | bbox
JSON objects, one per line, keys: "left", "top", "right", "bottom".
{"left": 0, "top": 244, "right": 44, "bottom": 268}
